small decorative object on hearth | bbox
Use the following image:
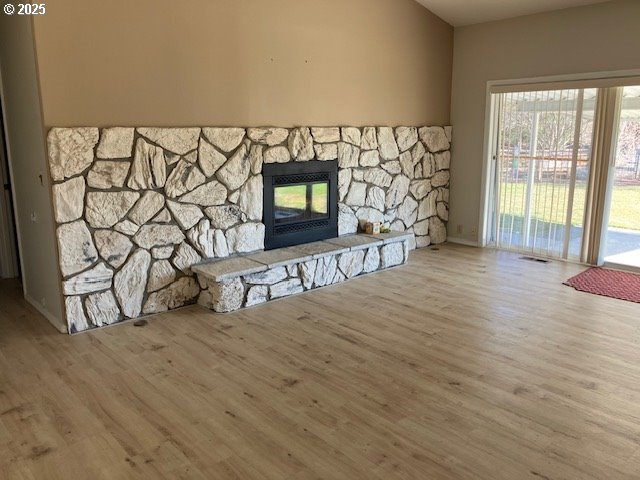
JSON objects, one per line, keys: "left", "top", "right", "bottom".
{"left": 364, "top": 221, "right": 381, "bottom": 235}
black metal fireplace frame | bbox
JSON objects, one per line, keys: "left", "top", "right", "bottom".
{"left": 263, "top": 160, "right": 338, "bottom": 250}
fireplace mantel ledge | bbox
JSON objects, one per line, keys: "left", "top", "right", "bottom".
{"left": 192, "top": 233, "right": 411, "bottom": 282}
{"left": 192, "top": 232, "right": 413, "bottom": 312}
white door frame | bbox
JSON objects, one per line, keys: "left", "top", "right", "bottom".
{"left": 479, "top": 69, "right": 640, "bottom": 249}
{"left": 478, "top": 90, "right": 499, "bottom": 247}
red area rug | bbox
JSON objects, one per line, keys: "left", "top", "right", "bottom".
{"left": 564, "top": 267, "right": 640, "bottom": 303}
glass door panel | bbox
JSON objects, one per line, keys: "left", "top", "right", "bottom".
{"left": 603, "top": 86, "right": 640, "bottom": 269}
{"left": 492, "top": 88, "right": 596, "bottom": 259}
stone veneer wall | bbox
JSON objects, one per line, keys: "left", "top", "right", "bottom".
{"left": 47, "top": 126, "right": 451, "bottom": 333}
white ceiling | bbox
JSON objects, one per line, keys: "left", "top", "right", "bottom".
{"left": 414, "top": 0, "right": 612, "bottom": 27}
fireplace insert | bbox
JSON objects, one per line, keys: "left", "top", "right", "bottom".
{"left": 263, "top": 160, "right": 338, "bottom": 250}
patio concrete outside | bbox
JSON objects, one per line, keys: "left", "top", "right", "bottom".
{"left": 497, "top": 216, "right": 640, "bottom": 263}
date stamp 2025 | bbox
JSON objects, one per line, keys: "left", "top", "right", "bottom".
{"left": 3, "top": 3, "right": 46, "bottom": 15}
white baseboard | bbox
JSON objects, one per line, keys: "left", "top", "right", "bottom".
{"left": 447, "top": 236, "right": 479, "bottom": 247}
{"left": 25, "top": 294, "right": 67, "bottom": 333}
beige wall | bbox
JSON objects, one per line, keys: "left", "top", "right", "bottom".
{"left": 0, "top": 17, "right": 65, "bottom": 330}
{"left": 33, "top": 0, "right": 453, "bottom": 128}
{"left": 450, "top": 0, "right": 640, "bottom": 243}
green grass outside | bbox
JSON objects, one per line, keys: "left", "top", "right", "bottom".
{"left": 499, "top": 182, "right": 640, "bottom": 231}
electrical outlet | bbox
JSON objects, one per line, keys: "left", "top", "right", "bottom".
{"left": 471, "top": 226, "right": 478, "bottom": 236}
{"left": 30, "top": 212, "right": 38, "bottom": 222}
{"left": 456, "top": 224, "right": 463, "bottom": 234}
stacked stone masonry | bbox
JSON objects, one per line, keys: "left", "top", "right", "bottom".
{"left": 48, "top": 126, "right": 451, "bottom": 333}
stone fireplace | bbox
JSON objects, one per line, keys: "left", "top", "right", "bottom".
{"left": 47, "top": 126, "right": 451, "bottom": 333}
{"left": 263, "top": 160, "right": 338, "bottom": 250}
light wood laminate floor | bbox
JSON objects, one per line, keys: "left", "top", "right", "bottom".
{"left": 1, "top": 244, "right": 640, "bottom": 479}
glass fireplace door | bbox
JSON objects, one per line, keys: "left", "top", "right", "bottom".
{"left": 274, "top": 182, "right": 329, "bottom": 225}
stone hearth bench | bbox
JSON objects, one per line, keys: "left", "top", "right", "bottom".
{"left": 192, "top": 232, "right": 413, "bottom": 313}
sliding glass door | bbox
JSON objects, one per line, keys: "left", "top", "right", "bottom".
{"left": 603, "top": 86, "right": 640, "bottom": 269}
{"left": 491, "top": 88, "right": 596, "bottom": 259}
